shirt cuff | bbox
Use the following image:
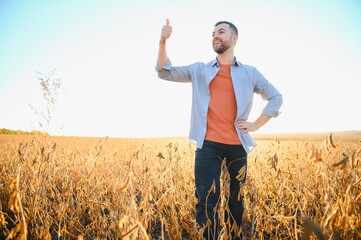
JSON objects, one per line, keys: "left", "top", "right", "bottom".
{"left": 155, "top": 58, "right": 172, "bottom": 71}
{"left": 262, "top": 107, "right": 282, "bottom": 118}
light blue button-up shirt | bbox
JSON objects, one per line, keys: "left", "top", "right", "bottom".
{"left": 155, "top": 58, "right": 283, "bottom": 153}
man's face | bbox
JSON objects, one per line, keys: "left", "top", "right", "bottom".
{"left": 212, "top": 23, "right": 236, "bottom": 54}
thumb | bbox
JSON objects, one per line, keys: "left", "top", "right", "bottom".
{"left": 166, "top": 18, "right": 170, "bottom": 26}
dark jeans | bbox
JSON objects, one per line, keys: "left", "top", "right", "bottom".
{"left": 195, "top": 140, "right": 247, "bottom": 240}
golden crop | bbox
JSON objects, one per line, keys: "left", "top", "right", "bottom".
{"left": 0, "top": 133, "right": 360, "bottom": 239}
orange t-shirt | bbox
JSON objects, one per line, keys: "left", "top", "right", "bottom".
{"left": 205, "top": 64, "right": 241, "bottom": 145}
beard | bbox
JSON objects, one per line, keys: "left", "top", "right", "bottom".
{"left": 213, "top": 39, "right": 232, "bottom": 54}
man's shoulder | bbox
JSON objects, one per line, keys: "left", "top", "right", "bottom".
{"left": 236, "top": 61, "right": 257, "bottom": 71}
{"left": 188, "top": 61, "right": 214, "bottom": 69}
{"left": 242, "top": 64, "right": 257, "bottom": 69}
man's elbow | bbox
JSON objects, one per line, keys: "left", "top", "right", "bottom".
{"left": 274, "top": 94, "right": 283, "bottom": 111}
{"left": 264, "top": 94, "right": 283, "bottom": 118}
{"left": 276, "top": 94, "right": 283, "bottom": 107}
{"left": 157, "top": 69, "right": 171, "bottom": 80}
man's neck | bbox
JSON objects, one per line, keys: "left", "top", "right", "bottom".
{"left": 216, "top": 51, "right": 235, "bottom": 65}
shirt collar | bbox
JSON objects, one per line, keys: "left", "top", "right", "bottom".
{"left": 208, "top": 57, "right": 242, "bottom": 67}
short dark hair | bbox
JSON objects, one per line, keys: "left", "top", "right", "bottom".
{"left": 214, "top": 21, "right": 238, "bottom": 36}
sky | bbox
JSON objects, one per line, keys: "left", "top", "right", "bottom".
{"left": 0, "top": 0, "right": 360, "bottom": 138}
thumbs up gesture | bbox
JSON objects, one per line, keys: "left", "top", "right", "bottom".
{"left": 160, "top": 18, "right": 172, "bottom": 43}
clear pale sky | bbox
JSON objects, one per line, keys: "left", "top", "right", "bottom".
{"left": 0, "top": 0, "right": 360, "bottom": 138}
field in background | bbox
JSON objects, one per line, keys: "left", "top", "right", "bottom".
{"left": 0, "top": 132, "right": 360, "bottom": 239}
{"left": 253, "top": 131, "right": 361, "bottom": 142}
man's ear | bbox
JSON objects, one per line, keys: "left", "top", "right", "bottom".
{"left": 232, "top": 35, "right": 238, "bottom": 46}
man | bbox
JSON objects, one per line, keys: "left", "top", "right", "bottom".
{"left": 156, "top": 19, "right": 283, "bottom": 239}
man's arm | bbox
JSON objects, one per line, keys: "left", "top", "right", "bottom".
{"left": 157, "top": 19, "right": 172, "bottom": 68}
{"left": 156, "top": 19, "right": 192, "bottom": 83}
{"left": 236, "top": 68, "right": 283, "bottom": 134}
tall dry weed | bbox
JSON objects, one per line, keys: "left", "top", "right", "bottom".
{"left": 0, "top": 134, "right": 360, "bottom": 239}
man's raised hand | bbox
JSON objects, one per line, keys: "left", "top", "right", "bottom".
{"left": 160, "top": 18, "right": 172, "bottom": 43}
